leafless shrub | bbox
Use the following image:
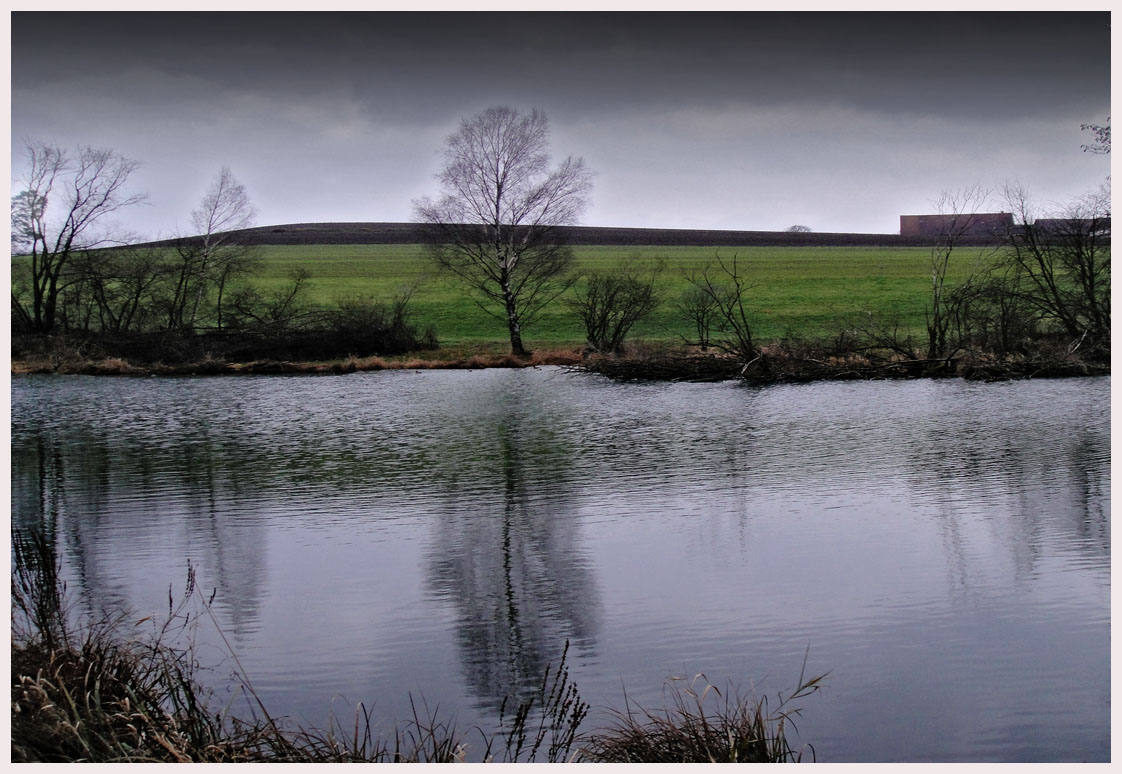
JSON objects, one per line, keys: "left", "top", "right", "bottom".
{"left": 674, "top": 285, "right": 720, "bottom": 352}
{"left": 569, "top": 260, "right": 662, "bottom": 353}
{"left": 683, "top": 253, "right": 759, "bottom": 364}
{"left": 1002, "top": 183, "right": 1110, "bottom": 357}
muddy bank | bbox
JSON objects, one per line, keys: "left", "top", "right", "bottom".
{"left": 13, "top": 347, "right": 1106, "bottom": 383}
{"left": 10, "top": 349, "right": 585, "bottom": 377}
{"left": 10, "top": 331, "right": 1107, "bottom": 383}
{"left": 574, "top": 351, "right": 1109, "bottom": 384}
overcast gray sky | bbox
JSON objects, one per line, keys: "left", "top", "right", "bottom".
{"left": 10, "top": 11, "right": 1112, "bottom": 238}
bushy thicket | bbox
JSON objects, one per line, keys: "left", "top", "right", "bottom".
{"left": 11, "top": 247, "right": 437, "bottom": 364}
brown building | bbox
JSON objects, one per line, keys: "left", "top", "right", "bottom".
{"left": 900, "top": 212, "right": 1013, "bottom": 237}
{"left": 1032, "top": 217, "right": 1111, "bottom": 234}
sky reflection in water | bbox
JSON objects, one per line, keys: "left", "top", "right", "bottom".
{"left": 10, "top": 370, "right": 1109, "bottom": 762}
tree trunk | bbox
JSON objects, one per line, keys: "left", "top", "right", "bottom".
{"left": 501, "top": 274, "right": 528, "bottom": 357}
{"left": 41, "top": 272, "right": 60, "bottom": 335}
{"left": 506, "top": 301, "right": 527, "bottom": 357}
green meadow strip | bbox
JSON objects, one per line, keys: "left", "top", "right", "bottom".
{"left": 240, "top": 243, "right": 963, "bottom": 346}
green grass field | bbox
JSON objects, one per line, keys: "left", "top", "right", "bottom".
{"left": 250, "top": 243, "right": 973, "bottom": 347}
{"left": 12, "top": 242, "right": 978, "bottom": 350}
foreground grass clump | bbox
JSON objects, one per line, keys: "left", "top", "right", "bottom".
{"left": 12, "top": 529, "right": 824, "bottom": 763}
{"left": 12, "top": 532, "right": 242, "bottom": 762}
{"left": 585, "top": 671, "right": 824, "bottom": 763}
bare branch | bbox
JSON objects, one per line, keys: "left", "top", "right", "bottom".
{"left": 1081, "top": 117, "right": 1111, "bottom": 154}
{"left": 1000, "top": 183, "right": 1110, "bottom": 350}
{"left": 683, "top": 253, "right": 758, "bottom": 362}
{"left": 569, "top": 258, "right": 662, "bottom": 353}
{"left": 11, "top": 140, "right": 146, "bottom": 334}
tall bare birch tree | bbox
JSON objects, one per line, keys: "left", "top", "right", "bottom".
{"left": 414, "top": 106, "right": 593, "bottom": 356}
{"left": 167, "top": 166, "right": 258, "bottom": 331}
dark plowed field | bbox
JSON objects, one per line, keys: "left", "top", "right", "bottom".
{"left": 147, "top": 222, "right": 1000, "bottom": 248}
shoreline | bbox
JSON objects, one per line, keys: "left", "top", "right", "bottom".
{"left": 10, "top": 345, "right": 1109, "bottom": 382}
{"left": 9, "top": 349, "right": 584, "bottom": 377}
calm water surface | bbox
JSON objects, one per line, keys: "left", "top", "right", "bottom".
{"left": 10, "top": 369, "right": 1110, "bottom": 762}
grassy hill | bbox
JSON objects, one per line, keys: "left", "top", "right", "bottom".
{"left": 244, "top": 241, "right": 962, "bottom": 347}
{"left": 18, "top": 222, "right": 986, "bottom": 352}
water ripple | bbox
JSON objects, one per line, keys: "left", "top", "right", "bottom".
{"left": 10, "top": 370, "right": 1110, "bottom": 762}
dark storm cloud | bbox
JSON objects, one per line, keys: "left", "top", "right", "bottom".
{"left": 10, "top": 11, "right": 1111, "bottom": 235}
{"left": 14, "top": 12, "right": 1107, "bottom": 119}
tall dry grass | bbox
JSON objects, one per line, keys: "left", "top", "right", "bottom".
{"left": 12, "top": 527, "right": 824, "bottom": 762}
{"left": 584, "top": 666, "right": 824, "bottom": 762}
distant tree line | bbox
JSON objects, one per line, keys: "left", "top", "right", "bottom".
{"left": 11, "top": 143, "right": 434, "bottom": 362}
{"left": 856, "top": 181, "right": 1110, "bottom": 368}
{"left": 567, "top": 186, "right": 1109, "bottom": 368}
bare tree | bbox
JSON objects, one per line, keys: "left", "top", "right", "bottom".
{"left": 923, "top": 186, "right": 997, "bottom": 360}
{"left": 674, "top": 285, "right": 720, "bottom": 352}
{"left": 1002, "top": 182, "right": 1110, "bottom": 353}
{"left": 192, "top": 166, "right": 258, "bottom": 330}
{"left": 569, "top": 259, "right": 662, "bottom": 354}
{"left": 785, "top": 224, "right": 812, "bottom": 233}
{"left": 69, "top": 245, "right": 173, "bottom": 334}
{"left": 683, "top": 253, "right": 759, "bottom": 363}
{"left": 167, "top": 167, "right": 259, "bottom": 331}
{"left": 11, "top": 141, "right": 146, "bottom": 333}
{"left": 414, "top": 106, "right": 593, "bottom": 356}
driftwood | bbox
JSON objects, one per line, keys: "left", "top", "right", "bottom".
{"left": 571, "top": 355, "right": 745, "bottom": 383}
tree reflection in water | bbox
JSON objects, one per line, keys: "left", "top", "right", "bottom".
{"left": 901, "top": 380, "right": 1110, "bottom": 590}
{"left": 425, "top": 372, "right": 599, "bottom": 710}
{"left": 12, "top": 422, "right": 269, "bottom": 647}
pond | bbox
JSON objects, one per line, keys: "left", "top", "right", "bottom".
{"left": 10, "top": 369, "right": 1110, "bottom": 762}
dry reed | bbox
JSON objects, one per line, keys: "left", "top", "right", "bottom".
{"left": 12, "top": 528, "right": 825, "bottom": 762}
